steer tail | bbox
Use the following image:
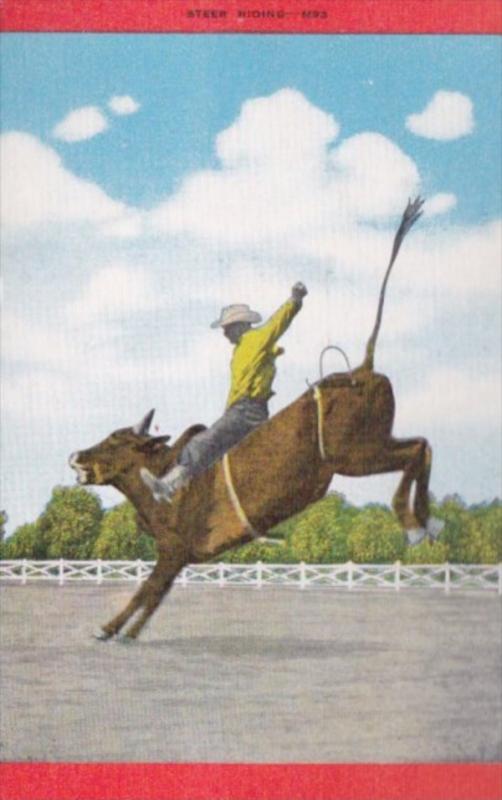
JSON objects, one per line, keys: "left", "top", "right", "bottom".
{"left": 363, "top": 196, "right": 425, "bottom": 371}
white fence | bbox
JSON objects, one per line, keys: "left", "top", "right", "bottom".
{"left": 0, "top": 560, "right": 501, "bottom": 594}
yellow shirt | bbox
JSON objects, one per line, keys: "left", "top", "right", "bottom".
{"left": 226, "top": 299, "right": 300, "bottom": 408}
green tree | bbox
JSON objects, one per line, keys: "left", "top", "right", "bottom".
{"left": 403, "top": 539, "right": 449, "bottom": 565}
{"left": 281, "top": 493, "right": 354, "bottom": 563}
{"left": 38, "top": 486, "right": 103, "bottom": 559}
{"left": 222, "top": 539, "right": 285, "bottom": 564}
{"left": 476, "top": 503, "right": 502, "bottom": 563}
{"left": 348, "top": 506, "right": 406, "bottom": 563}
{"left": 430, "top": 494, "right": 469, "bottom": 562}
{"left": 93, "top": 502, "right": 157, "bottom": 560}
{"left": 2, "top": 522, "right": 47, "bottom": 559}
{"left": 0, "top": 510, "right": 8, "bottom": 558}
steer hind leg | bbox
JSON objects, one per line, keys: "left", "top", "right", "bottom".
{"left": 339, "top": 436, "right": 431, "bottom": 536}
{"left": 389, "top": 437, "right": 430, "bottom": 532}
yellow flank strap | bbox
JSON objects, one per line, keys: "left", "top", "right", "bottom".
{"left": 222, "top": 453, "right": 257, "bottom": 536}
{"left": 313, "top": 385, "right": 327, "bottom": 460}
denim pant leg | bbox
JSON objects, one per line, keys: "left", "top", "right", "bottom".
{"left": 179, "top": 399, "right": 268, "bottom": 478}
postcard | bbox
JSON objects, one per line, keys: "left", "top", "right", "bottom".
{"left": 0, "top": 2, "right": 501, "bottom": 798}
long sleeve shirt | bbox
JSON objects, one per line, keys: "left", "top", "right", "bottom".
{"left": 226, "top": 299, "right": 301, "bottom": 408}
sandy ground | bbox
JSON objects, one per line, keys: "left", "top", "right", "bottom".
{"left": 0, "top": 583, "right": 500, "bottom": 763}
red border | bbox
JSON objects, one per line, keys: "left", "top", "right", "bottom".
{"left": 1, "top": 763, "right": 501, "bottom": 800}
{"left": 1, "top": 0, "right": 501, "bottom": 33}
{"left": 1, "top": 2, "right": 501, "bottom": 799}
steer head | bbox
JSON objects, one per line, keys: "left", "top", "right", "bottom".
{"left": 69, "top": 409, "right": 171, "bottom": 488}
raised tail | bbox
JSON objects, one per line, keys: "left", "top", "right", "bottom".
{"left": 363, "top": 196, "right": 425, "bottom": 371}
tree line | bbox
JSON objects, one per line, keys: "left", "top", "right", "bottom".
{"left": 0, "top": 488, "right": 500, "bottom": 564}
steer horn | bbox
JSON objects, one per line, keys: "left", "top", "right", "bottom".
{"left": 132, "top": 409, "right": 155, "bottom": 436}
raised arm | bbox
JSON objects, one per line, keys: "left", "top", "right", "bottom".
{"left": 255, "top": 282, "right": 308, "bottom": 346}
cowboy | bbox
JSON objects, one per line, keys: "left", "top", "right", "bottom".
{"left": 141, "top": 281, "right": 308, "bottom": 502}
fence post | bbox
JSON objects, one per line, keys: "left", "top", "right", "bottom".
{"left": 136, "top": 560, "right": 142, "bottom": 584}
{"left": 218, "top": 562, "right": 225, "bottom": 588}
{"left": 21, "top": 559, "right": 27, "bottom": 586}
{"left": 58, "top": 558, "right": 65, "bottom": 587}
{"left": 97, "top": 559, "right": 103, "bottom": 586}
{"left": 180, "top": 566, "right": 188, "bottom": 588}
{"left": 348, "top": 561, "right": 353, "bottom": 591}
{"left": 395, "top": 561, "right": 401, "bottom": 592}
{"left": 299, "top": 561, "right": 306, "bottom": 590}
{"left": 256, "top": 561, "right": 263, "bottom": 590}
{"left": 498, "top": 563, "right": 502, "bottom": 596}
{"left": 445, "top": 562, "right": 451, "bottom": 595}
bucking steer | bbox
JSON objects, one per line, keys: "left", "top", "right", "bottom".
{"left": 70, "top": 197, "right": 443, "bottom": 641}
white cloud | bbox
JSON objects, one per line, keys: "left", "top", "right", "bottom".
{"left": 216, "top": 88, "right": 339, "bottom": 167}
{"left": 2, "top": 313, "right": 73, "bottom": 366}
{"left": 53, "top": 105, "right": 108, "bottom": 142}
{"left": 301, "top": 212, "right": 501, "bottom": 297}
{"left": 0, "top": 132, "right": 128, "bottom": 228}
{"left": 108, "top": 95, "right": 140, "bottom": 115}
{"left": 69, "top": 264, "right": 163, "bottom": 322}
{"left": 423, "top": 193, "right": 457, "bottom": 216}
{"left": 100, "top": 211, "right": 145, "bottom": 239}
{"left": 2, "top": 371, "right": 73, "bottom": 421}
{"left": 405, "top": 219, "right": 501, "bottom": 295}
{"left": 406, "top": 91, "right": 474, "bottom": 141}
{"left": 150, "top": 89, "right": 420, "bottom": 247}
{"left": 327, "top": 132, "right": 419, "bottom": 220}
{"left": 399, "top": 368, "right": 501, "bottom": 428}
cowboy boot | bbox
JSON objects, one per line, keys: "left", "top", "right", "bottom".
{"left": 140, "top": 464, "right": 190, "bottom": 502}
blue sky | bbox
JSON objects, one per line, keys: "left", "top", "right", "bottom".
{"left": 1, "top": 34, "right": 501, "bottom": 534}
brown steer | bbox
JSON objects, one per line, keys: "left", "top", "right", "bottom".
{"left": 70, "top": 198, "right": 439, "bottom": 640}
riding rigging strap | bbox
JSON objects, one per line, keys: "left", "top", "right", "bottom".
{"left": 222, "top": 385, "right": 328, "bottom": 533}
{"left": 313, "top": 384, "right": 327, "bottom": 461}
{"left": 222, "top": 452, "right": 282, "bottom": 545}
{"left": 222, "top": 452, "right": 259, "bottom": 536}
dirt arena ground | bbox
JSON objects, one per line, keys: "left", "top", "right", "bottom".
{"left": 0, "top": 583, "right": 500, "bottom": 763}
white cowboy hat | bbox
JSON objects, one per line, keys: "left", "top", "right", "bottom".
{"left": 210, "top": 304, "right": 262, "bottom": 329}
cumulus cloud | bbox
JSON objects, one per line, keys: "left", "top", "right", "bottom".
{"left": 0, "top": 132, "right": 128, "bottom": 228}
{"left": 2, "top": 313, "right": 74, "bottom": 366}
{"left": 406, "top": 91, "right": 474, "bottom": 141}
{"left": 69, "top": 264, "right": 163, "bottom": 322}
{"left": 53, "top": 105, "right": 109, "bottom": 142}
{"left": 399, "top": 368, "right": 501, "bottom": 428}
{"left": 2, "top": 371, "right": 73, "bottom": 421}
{"left": 150, "top": 88, "right": 420, "bottom": 247}
{"left": 423, "top": 193, "right": 457, "bottom": 216}
{"left": 100, "top": 211, "right": 145, "bottom": 239}
{"left": 405, "top": 219, "right": 501, "bottom": 295}
{"left": 108, "top": 95, "right": 140, "bottom": 115}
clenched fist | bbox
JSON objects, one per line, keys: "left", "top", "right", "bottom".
{"left": 291, "top": 282, "right": 308, "bottom": 302}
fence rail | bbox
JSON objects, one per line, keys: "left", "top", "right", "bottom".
{"left": 1, "top": 560, "right": 501, "bottom": 594}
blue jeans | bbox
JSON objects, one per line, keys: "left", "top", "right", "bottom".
{"left": 179, "top": 398, "right": 269, "bottom": 478}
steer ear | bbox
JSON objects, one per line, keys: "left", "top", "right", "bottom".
{"left": 138, "top": 434, "right": 171, "bottom": 452}
{"left": 132, "top": 408, "right": 155, "bottom": 436}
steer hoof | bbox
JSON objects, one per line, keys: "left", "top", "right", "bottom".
{"left": 406, "top": 527, "right": 426, "bottom": 547}
{"left": 92, "top": 628, "right": 115, "bottom": 642}
{"left": 93, "top": 628, "right": 114, "bottom": 641}
{"left": 426, "top": 517, "right": 445, "bottom": 541}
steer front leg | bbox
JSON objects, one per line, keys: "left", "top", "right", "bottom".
{"left": 99, "top": 539, "right": 189, "bottom": 641}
